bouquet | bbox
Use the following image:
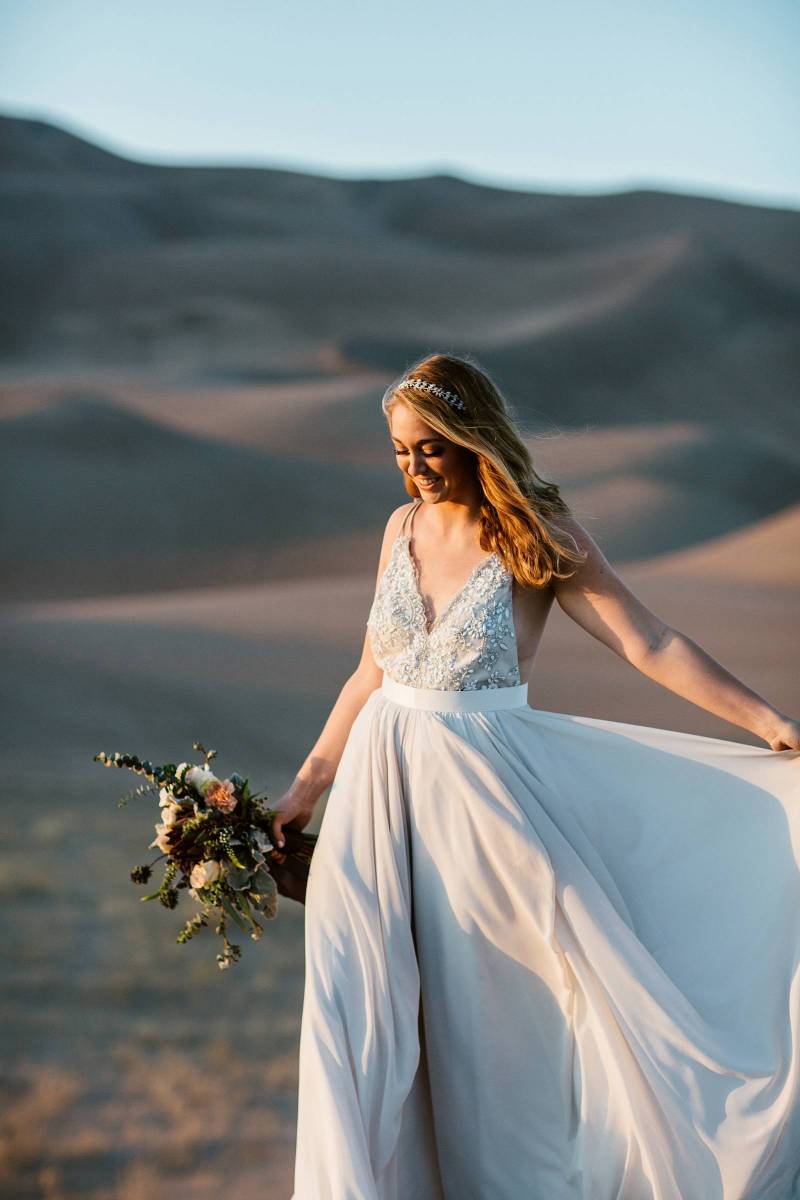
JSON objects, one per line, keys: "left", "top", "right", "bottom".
{"left": 93, "top": 740, "right": 317, "bottom": 969}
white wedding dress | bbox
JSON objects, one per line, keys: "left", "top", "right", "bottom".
{"left": 291, "top": 502, "right": 800, "bottom": 1200}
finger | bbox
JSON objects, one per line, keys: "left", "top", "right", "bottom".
{"left": 271, "top": 815, "right": 285, "bottom": 848}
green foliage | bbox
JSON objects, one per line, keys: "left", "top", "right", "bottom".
{"left": 96, "top": 739, "right": 312, "bottom": 967}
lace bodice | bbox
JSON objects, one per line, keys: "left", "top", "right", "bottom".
{"left": 366, "top": 503, "right": 521, "bottom": 691}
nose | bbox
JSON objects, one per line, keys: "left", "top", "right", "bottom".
{"left": 408, "top": 451, "right": 428, "bottom": 475}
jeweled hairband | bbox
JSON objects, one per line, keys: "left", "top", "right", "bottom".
{"left": 395, "top": 377, "right": 467, "bottom": 413}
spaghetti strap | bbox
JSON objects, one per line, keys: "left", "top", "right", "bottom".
{"left": 400, "top": 500, "right": 421, "bottom": 539}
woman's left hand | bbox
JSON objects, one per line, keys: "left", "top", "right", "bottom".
{"left": 761, "top": 713, "right": 800, "bottom": 752}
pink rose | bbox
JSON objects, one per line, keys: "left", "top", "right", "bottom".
{"left": 205, "top": 779, "right": 238, "bottom": 814}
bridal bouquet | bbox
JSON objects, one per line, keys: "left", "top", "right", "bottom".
{"left": 93, "top": 741, "right": 317, "bottom": 969}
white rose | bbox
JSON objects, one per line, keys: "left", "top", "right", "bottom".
{"left": 185, "top": 765, "right": 217, "bottom": 796}
{"left": 190, "top": 859, "right": 221, "bottom": 889}
{"left": 148, "top": 823, "right": 172, "bottom": 854}
{"left": 161, "top": 802, "right": 181, "bottom": 828}
{"left": 159, "top": 787, "right": 173, "bottom": 807}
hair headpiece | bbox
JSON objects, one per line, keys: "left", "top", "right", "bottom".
{"left": 387, "top": 376, "right": 467, "bottom": 413}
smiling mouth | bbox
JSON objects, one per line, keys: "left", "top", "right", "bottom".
{"left": 416, "top": 477, "right": 441, "bottom": 488}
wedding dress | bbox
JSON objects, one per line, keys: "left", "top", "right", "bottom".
{"left": 291, "top": 501, "right": 800, "bottom": 1200}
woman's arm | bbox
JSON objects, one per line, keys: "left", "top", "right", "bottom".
{"left": 550, "top": 515, "right": 800, "bottom": 751}
{"left": 280, "top": 644, "right": 382, "bottom": 817}
{"left": 270, "top": 502, "right": 414, "bottom": 846}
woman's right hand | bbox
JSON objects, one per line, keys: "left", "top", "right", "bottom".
{"left": 270, "top": 783, "right": 319, "bottom": 848}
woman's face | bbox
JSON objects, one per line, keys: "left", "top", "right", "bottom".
{"left": 388, "top": 401, "right": 475, "bottom": 503}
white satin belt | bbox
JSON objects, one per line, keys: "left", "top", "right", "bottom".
{"left": 380, "top": 674, "right": 529, "bottom": 712}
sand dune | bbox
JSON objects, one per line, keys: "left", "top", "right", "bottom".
{"left": 0, "top": 370, "right": 388, "bottom": 459}
{"left": 634, "top": 500, "right": 800, "bottom": 585}
{"left": 0, "top": 390, "right": 398, "bottom": 602}
{"left": 2, "top": 116, "right": 798, "bottom": 588}
{"left": 3, "top": 375, "right": 798, "bottom": 602}
{"left": 2, "top": 113, "right": 799, "bottom": 1200}
{"left": 1, "top": 115, "right": 796, "bottom": 748}
{"left": 2, "top": 116, "right": 799, "bottom": 439}
{"left": 2, "top": 502, "right": 796, "bottom": 785}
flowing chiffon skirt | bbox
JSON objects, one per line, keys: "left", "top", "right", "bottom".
{"left": 291, "top": 676, "right": 800, "bottom": 1200}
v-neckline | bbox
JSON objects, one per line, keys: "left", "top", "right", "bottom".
{"left": 401, "top": 535, "right": 498, "bottom": 636}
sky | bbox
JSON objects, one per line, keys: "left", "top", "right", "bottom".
{"left": 1, "top": 0, "right": 799, "bottom": 210}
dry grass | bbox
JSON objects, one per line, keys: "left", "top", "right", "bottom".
{"left": 1, "top": 770, "right": 305, "bottom": 1200}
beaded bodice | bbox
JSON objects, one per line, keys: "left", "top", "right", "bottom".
{"left": 366, "top": 504, "right": 521, "bottom": 691}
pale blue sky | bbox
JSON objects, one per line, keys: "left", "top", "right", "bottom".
{"left": 1, "top": 0, "right": 798, "bottom": 209}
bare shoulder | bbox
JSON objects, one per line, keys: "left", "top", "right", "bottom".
{"left": 547, "top": 512, "right": 614, "bottom": 591}
{"left": 548, "top": 511, "right": 597, "bottom": 552}
{"left": 373, "top": 501, "right": 416, "bottom": 580}
{"left": 384, "top": 500, "right": 415, "bottom": 542}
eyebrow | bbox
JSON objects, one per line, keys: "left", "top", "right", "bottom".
{"left": 390, "top": 435, "right": 443, "bottom": 447}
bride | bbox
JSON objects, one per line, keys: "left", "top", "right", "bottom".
{"left": 274, "top": 352, "right": 800, "bottom": 1200}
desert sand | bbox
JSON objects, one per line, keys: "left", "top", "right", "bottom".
{"left": 0, "top": 115, "right": 798, "bottom": 1199}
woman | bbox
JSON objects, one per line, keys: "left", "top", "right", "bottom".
{"left": 277, "top": 352, "right": 800, "bottom": 1200}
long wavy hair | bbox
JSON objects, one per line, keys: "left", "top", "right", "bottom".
{"left": 381, "top": 351, "right": 587, "bottom": 588}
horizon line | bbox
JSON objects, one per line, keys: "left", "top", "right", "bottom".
{"left": 4, "top": 104, "right": 800, "bottom": 216}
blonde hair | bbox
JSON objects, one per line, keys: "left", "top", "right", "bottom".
{"left": 382, "top": 351, "right": 587, "bottom": 588}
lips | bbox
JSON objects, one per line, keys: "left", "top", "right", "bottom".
{"left": 416, "top": 477, "right": 441, "bottom": 488}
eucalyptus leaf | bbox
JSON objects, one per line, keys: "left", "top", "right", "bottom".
{"left": 253, "top": 863, "right": 275, "bottom": 893}
{"left": 251, "top": 868, "right": 278, "bottom": 919}
{"left": 221, "top": 899, "right": 250, "bottom": 933}
{"left": 222, "top": 860, "right": 253, "bottom": 890}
